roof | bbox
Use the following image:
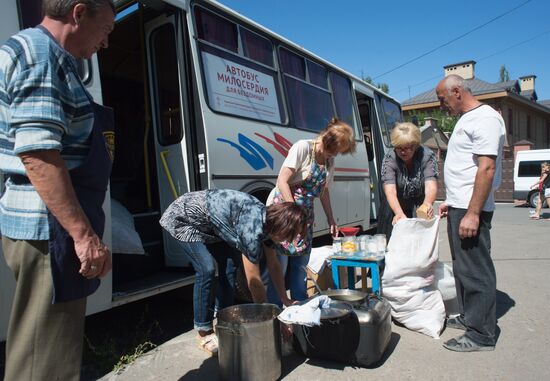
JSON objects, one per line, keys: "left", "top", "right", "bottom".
{"left": 520, "top": 89, "right": 537, "bottom": 101}
{"left": 443, "top": 60, "right": 476, "bottom": 69}
{"left": 402, "top": 78, "right": 519, "bottom": 106}
{"left": 540, "top": 99, "right": 550, "bottom": 109}
{"left": 420, "top": 123, "right": 449, "bottom": 150}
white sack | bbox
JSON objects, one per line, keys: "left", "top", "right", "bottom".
{"left": 111, "top": 199, "right": 145, "bottom": 255}
{"left": 434, "top": 261, "right": 460, "bottom": 316}
{"left": 382, "top": 217, "right": 445, "bottom": 339}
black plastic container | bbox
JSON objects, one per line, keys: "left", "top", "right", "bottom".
{"left": 293, "top": 294, "right": 392, "bottom": 367}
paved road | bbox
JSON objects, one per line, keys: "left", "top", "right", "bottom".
{"left": 100, "top": 204, "right": 550, "bottom": 381}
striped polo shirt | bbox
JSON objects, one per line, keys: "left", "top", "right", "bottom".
{"left": 0, "top": 27, "right": 94, "bottom": 240}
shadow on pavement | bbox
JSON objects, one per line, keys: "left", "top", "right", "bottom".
{"left": 496, "top": 289, "right": 515, "bottom": 320}
{"left": 495, "top": 288, "right": 515, "bottom": 342}
{"left": 281, "top": 352, "right": 307, "bottom": 377}
{"left": 178, "top": 356, "right": 219, "bottom": 380}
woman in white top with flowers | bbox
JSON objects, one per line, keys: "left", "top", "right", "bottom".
{"left": 265, "top": 118, "right": 356, "bottom": 305}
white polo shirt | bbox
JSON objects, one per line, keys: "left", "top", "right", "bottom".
{"left": 444, "top": 104, "right": 506, "bottom": 212}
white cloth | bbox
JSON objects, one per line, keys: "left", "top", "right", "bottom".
{"left": 307, "top": 246, "right": 333, "bottom": 274}
{"left": 444, "top": 104, "right": 506, "bottom": 212}
{"left": 277, "top": 295, "right": 331, "bottom": 327}
{"left": 545, "top": 188, "right": 550, "bottom": 198}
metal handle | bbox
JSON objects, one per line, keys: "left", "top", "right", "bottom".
{"left": 302, "top": 265, "right": 323, "bottom": 295}
{"left": 215, "top": 324, "right": 242, "bottom": 336}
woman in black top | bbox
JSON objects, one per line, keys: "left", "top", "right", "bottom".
{"left": 377, "top": 122, "right": 439, "bottom": 239}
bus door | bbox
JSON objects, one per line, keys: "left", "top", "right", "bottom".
{"left": 354, "top": 85, "right": 382, "bottom": 223}
{"left": 145, "top": 14, "right": 193, "bottom": 267}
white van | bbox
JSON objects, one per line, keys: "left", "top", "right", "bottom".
{"left": 513, "top": 149, "right": 550, "bottom": 207}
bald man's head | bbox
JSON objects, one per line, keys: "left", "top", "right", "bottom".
{"left": 435, "top": 75, "right": 477, "bottom": 115}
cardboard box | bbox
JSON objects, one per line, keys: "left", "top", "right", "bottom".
{"left": 306, "top": 265, "right": 349, "bottom": 297}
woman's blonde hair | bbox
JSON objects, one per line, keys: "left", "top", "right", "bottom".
{"left": 390, "top": 122, "right": 421, "bottom": 147}
{"left": 319, "top": 118, "right": 356, "bottom": 154}
{"left": 542, "top": 162, "right": 550, "bottom": 173}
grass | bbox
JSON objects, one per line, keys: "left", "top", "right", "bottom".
{"left": 81, "top": 287, "right": 194, "bottom": 380}
{"left": 113, "top": 341, "right": 157, "bottom": 373}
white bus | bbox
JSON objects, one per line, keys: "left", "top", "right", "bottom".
{"left": 0, "top": 0, "right": 402, "bottom": 340}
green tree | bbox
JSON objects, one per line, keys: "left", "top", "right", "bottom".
{"left": 362, "top": 75, "right": 390, "bottom": 94}
{"left": 378, "top": 83, "right": 390, "bottom": 94}
{"left": 404, "top": 109, "right": 459, "bottom": 133}
{"left": 499, "top": 65, "right": 510, "bottom": 82}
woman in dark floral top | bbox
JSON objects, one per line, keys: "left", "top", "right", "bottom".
{"left": 160, "top": 189, "right": 305, "bottom": 355}
{"left": 377, "top": 122, "right": 439, "bottom": 239}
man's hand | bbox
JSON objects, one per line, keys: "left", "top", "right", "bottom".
{"left": 74, "top": 233, "right": 112, "bottom": 279}
{"left": 459, "top": 211, "right": 480, "bottom": 239}
{"left": 21, "top": 150, "right": 112, "bottom": 279}
{"left": 438, "top": 202, "right": 449, "bottom": 218}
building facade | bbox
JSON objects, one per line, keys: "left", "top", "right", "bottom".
{"left": 402, "top": 61, "right": 550, "bottom": 154}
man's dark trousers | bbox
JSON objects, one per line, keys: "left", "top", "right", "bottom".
{"left": 447, "top": 207, "right": 496, "bottom": 346}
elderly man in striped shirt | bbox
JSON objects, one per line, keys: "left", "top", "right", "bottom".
{"left": 0, "top": 1, "right": 115, "bottom": 379}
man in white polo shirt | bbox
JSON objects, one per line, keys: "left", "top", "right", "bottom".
{"left": 436, "top": 74, "right": 505, "bottom": 352}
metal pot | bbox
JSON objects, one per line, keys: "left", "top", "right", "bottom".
{"left": 321, "top": 289, "right": 367, "bottom": 304}
{"left": 217, "top": 304, "right": 282, "bottom": 381}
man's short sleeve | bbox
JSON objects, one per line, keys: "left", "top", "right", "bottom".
{"left": 10, "top": 62, "right": 68, "bottom": 154}
{"left": 472, "top": 116, "right": 503, "bottom": 157}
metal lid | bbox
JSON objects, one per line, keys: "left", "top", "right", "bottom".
{"left": 320, "top": 302, "right": 353, "bottom": 320}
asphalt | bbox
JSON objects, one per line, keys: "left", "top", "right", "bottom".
{"left": 99, "top": 204, "right": 550, "bottom": 381}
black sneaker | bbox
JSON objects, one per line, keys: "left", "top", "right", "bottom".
{"left": 443, "top": 335, "right": 495, "bottom": 352}
{"left": 446, "top": 316, "right": 467, "bottom": 331}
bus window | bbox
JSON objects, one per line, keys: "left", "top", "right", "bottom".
{"left": 280, "top": 48, "right": 306, "bottom": 79}
{"left": 194, "top": 6, "right": 238, "bottom": 53}
{"left": 378, "top": 96, "right": 402, "bottom": 146}
{"left": 17, "top": 0, "right": 41, "bottom": 29}
{"left": 150, "top": 23, "right": 183, "bottom": 146}
{"left": 195, "top": 6, "right": 285, "bottom": 124}
{"left": 307, "top": 61, "right": 328, "bottom": 89}
{"left": 241, "top": 28, "right": 274, "bottom": 67}
{"left": 280, "top": 48, "right": 332, "bottom": 131}
{"left": 285, "top": 76, "right": 333, "bottom": 131}
{"left": 330, "top": 71, "right": 357, "bottom": 131}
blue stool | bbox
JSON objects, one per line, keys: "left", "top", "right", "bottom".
{"left": 330, "top": 255, "right": 382, "bottom": 295}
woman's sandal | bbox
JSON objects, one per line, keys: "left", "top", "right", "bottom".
{"left": 197, "top": 332, "right": 218, "bottom": 356}
{"left": 530, "top": 215, "right": 540, "bottom": 220}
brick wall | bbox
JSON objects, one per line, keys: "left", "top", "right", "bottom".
{"left": 436, "top": 158, "right": 514, "bottom": 202}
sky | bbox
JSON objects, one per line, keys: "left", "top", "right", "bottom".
{"left": 217, "top": 0, "right": 550, "bottom": 103}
